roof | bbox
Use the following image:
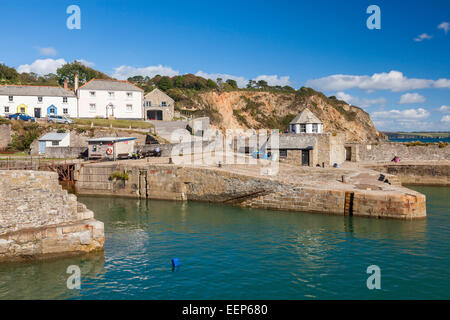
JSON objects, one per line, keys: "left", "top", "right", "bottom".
{"left": 87, "top": 137, "right": 137, "bottom": 143}
{"left": 79, "top": 79, "right": 143, "bottom": 92}
{"left": 144, "top": 88, "right": 174, "bottom": 100}
{"left": 39, "top": 132, "right": 69, "bottom": 141}
{"left": 290, "top": 108, "right": 322, "bottom": 124}
{"left": 0, "top": 85, "right": 75, "bottom": 97}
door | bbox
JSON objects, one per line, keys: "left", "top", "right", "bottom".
{"left": 148, "top": 110, "right": 163, "bottom": 120}
{"left": 301, "top": 149, "right": 309, "bottom": 166}
{"left": 345, "top": 147, "right": 352, "bottom": 161}
{"left": 34, "top": 108, "right": 41, "bottom": 118}
{"left": 39, "top": 141, "right": 46, "bottom": 154}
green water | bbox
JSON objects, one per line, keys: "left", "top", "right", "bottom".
{"left": 0, "top": 186, "right": 449, "bottom": 300}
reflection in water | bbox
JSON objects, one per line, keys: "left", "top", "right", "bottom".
{"left": 0, "top": 186, "right": 448, "bottom": 300}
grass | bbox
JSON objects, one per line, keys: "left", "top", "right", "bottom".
{"left": 73, "top": 118, "right": 154, "bottom": 129}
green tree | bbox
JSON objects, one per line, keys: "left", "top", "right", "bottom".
{"left": 206, "top": 79, "right": 218, "bottom": 89}
{"left": 225, "top": 79, "right": 238, "bottom": 89}
{"left": 158, "top": 76, "right": 173, "bottom": 91}
{"left": 256, "top": 80, "right": 268, "bottom": 89}
{"left": 56, "top": 61, "right": 111, "bottom": 88}
{"left": 0, "top": 63, "right": 19, "bottom": 83}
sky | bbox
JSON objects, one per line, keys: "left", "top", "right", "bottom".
{"left": 0, "top": 0, "right": 449, "bottom": 132}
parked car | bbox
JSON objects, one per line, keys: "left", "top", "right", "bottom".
{"left": 47, "top": 115, "right": 74, "bottom": 124}
{"left": 8, "top": 113, "right": 36, "bottom": 122}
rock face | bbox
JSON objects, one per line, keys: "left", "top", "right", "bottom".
{"left": 177, "top": 88, "right": 383, "bottom": 142}
{"left": 0, "top": 170, "right": 104, "bottom": 262}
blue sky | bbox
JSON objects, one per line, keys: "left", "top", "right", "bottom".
{"left": 0, "top": 0, "right": 449, "bottom": 131}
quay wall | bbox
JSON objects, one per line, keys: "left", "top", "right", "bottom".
{"left": 358, "top": 142, "right": 450, "bottom": 162}
{"left": 366, "top": 163, "right": 450, "bottom": 186}
{"left": 0, "top": 124, "right": 10, "bottom": 151}
{"left": 75, "top": 164, "right": 426, "bottom": 220}
{"left": 0, "top": 170, "right": 104, "bottom": 262}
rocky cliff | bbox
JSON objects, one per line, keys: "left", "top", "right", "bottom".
{"left": 177, "top": 88, "right": 383, "bottom": 142}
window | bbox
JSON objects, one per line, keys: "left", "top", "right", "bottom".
{"left": 20, "top": 107, "right": 26, "bottom": 113}
{"left": 63, "top": 97, "right": 68, "bottom": 103}
{"left": 126, "top": 104, "right": 132, "bottom": 112}
{"left": 89, "top": 104, "right": 96, "bottom": 112}
{"left": 52, "top": 141, "right": 59, "bottom": 146}
{"left": 8, "top": 96, "right": 13, "bottom": 102}
{"left": 161, "top": 101, "right": 167, "bottom": 107}
{"left": 312, "top": 124, "right": 318, "bottom": 133}
{"left": 49, "top": 107, "right": 56, "bottom": 114}
{"left": 126, "top": 92, "right": 133, "bottom": 99}
{"left": 38, "top": 96, "right": 43, "bottom": 103}
{"left": 89, "top": 91, "right": 96, "bottom": 97}
{"left": 108, "top": 92, "right": 115, "bottom": 99}
{"left": 63, "top": 108, "right": 68, "bottom": 114}
{"left": 279, "top": 149, "right": 288, "bottom": 158}
{"left": 146, "top": 101, "right": 151, "bottom": 107}
{"left": 4, "top": 106, "right": 9, "bottom": 113}
{"left": 300, "top": 124, "right": 306, "bottom": 133}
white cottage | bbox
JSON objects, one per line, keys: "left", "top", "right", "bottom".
{"left": 289, "top": 108, "right": 323, "bottom": 134}
{"left": 0, "top": 85, "right": 77, "bottom": 118}
{"left": 38, "top": 132, "right": 70, "bottom": 154}
{"left": 77, "top": 79, "right": 143, "bottom": 119}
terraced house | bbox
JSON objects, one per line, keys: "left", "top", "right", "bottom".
{"left": 77, "top": 79, "right": 144, "bottom": 119}
{"left": 0, "top": 85, "right": 77, "bottom": 118}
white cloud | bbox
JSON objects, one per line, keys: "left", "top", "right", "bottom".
{"left": 371, "top": 108, "right": 430, "bottom": 120}
{"left": 113, "top": 64, "right": 180, "bottom": 80}
{"left": 253, "top": 75, "right": 291, "bottom": 87}
{"left": 306, "top": 70, "right": 449, "bottom": 92}
{"left": 399, "top": 92, "right": 426, "bottom": 104}
{"left": 17, "top": 58, "right": 66, "bottom": 75}
{"left": 37, "top": 47, "right": 57, "bottom": 56}
{"left": 441, "top": 115, "right": 450, "bottom": 123}
{"left": 438, "top": 22, "right": 450, "bottom": 34}
{"left": 195, "top": 71, "right": 248, "bottom": 88}
{"left": 438, "top": 105, "right": 450, "bottom": 113}
{"left": 76, "top": 59, "right": 95, "bottom": 67}
{"left": 414, "top": 33, "right": 433, "bottom": 42}
{"left": 335, "top": 91, "right": 386, "bottom": 108}
{"left": 434, "top": 78, "right": 450, "bottom": 89}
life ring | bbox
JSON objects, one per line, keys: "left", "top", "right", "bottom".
{"left": 106, "top": 147, "right": 113, "bottom": 155}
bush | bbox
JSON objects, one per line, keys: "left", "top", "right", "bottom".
{"left": 109, "top": 171, "right": 129, "bottom": 181}
{"left": 438, "top": 142, "right": 448, "bottom": 148}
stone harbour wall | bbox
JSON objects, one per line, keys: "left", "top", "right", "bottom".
{"left": 359, "top": 142, "right": 450, "bottom": 162}
{"left": 75, "top": 163, "right": 426, "bottom": 220}
{"left": 0, "top": 124, "right": 11, "bottom": 151}
{"left": 0, "top": 171, "right": 104, "bottom": 262}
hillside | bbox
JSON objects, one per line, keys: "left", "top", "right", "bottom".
{"left": 173, "top": 87, "right": 383, "bottom": 142}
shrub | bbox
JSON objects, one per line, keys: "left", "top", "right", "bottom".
{"left": 438, "top": 142, "right": 448, "bottom": 148}
{"left": 109, "top": 171, "right": 129, "bottom": 181}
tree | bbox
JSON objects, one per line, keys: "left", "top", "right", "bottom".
{"left": 158, "top": 76, "right": 173, "bottom": 91}
{"left": 56, "top": 61, "right": 111, "bottom": 88}
{"left": 256, "top": 80, "right": 268, "bottom": 89}
{"left": 247, "top": 80, "right": 256, "bottom": 89}
{"left": 0, "top": 63, "right": 19, "bottom": 83}
{"left": 206, "top": 79, "right": 218, "bottom": 89}
{"left": 225, "top": 79, "right": 238, "bottom": 89}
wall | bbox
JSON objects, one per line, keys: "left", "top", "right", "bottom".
{"left": 367, "top": 163, "right": 450, "bottom": 186}
{"left": 0, "top": 95, "right": 77, "bottom": 118}
{"left": 0, "top": 124, "right": 10, "bottom": 151}
{"left": 75, "top": 163, "right": 426, "bottom": 220}
{"left": 359, "top": 142, "right": 450, "bottom": 162}
{"left": 43, "top": 146, "right": 87, "bottom": 159}
{"left": 78, "top": 89, "right": 143, "bottom": 119}
{"left": 0, "top": 170, "right": 104, "bottom": 261}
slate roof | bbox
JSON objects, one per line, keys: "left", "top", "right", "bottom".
{"left": 79, "top": 79, "right": 143, "bottom": 92}
{"left": 39, "top": 132, "right": 69, "bottom": 141}
{"left": 0, "top": 85, "right": 75, "bottom": 97}
{"left": 290, "top": 108, "right": 322, "bottom": 124}
{"left": 87, "top": 137, "right": 137, "bottom": 143}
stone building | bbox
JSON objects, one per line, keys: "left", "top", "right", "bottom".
{"left": 289, "top": 108, "right": 323, "bottom": 134}
{"left": 144, "top": 88, "right": 175, "bottom": 121}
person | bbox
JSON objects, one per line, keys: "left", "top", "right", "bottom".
{"left": 391, "top": 156, "right": 399, "bottom": 163}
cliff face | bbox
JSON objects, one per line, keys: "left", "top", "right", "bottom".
{"left": 178, "top": 88, "right": 383, "bottom": 142}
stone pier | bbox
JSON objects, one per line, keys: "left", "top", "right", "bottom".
{"left": 0, "top": 171, "right": 104, "bottom": 262}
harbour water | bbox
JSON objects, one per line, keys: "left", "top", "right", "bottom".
{"left": 0, "top": 186, "right": 449, "bottom": 300}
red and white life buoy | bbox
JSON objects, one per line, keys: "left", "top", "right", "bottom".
{"left": 106, "top": 147, "right": 113, "bottom": 155}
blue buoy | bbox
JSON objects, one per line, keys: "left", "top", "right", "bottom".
{"left": 172, "top": 258, "right": 180, "bottom": 268}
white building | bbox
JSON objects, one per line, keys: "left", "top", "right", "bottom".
{"left": 77, "top": 79, "right": 143, "bottom": 119}
{"left": 289, "top": 108, "right": 323, "bottom": 134}
{"left": 0, "top": 85, "right": 77, "bottom": 118}
{"left": 38, "top": 132, "right": 70, "bottom": 154}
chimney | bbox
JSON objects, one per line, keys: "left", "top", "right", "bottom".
{"left": 64, "top": 79, "right": 68, "bottom": 90}
{"left": 74, "top": 73, "right": 79, "bottom": 92}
